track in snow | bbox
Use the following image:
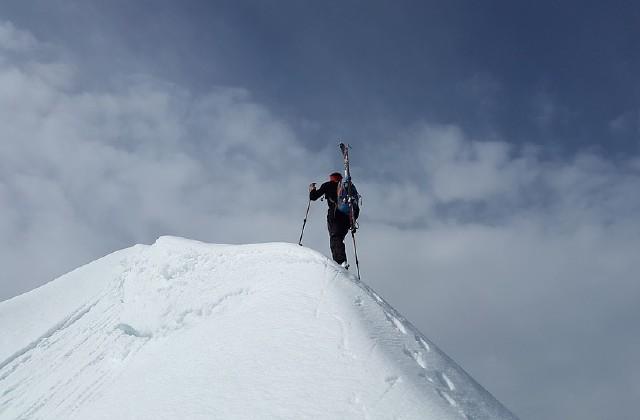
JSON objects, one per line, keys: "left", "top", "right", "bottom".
{"left": 0, "top": 237, "right": 518, "bottom": 420}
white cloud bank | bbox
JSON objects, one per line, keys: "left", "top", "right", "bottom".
{"left": 2, "top": 21, "right": 640, "bottom": 420}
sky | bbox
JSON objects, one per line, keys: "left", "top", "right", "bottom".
{"left": 1, "top": 1, "right": 639, "bottom": 419}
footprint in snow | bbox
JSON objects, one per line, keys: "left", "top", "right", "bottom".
{"left": 115, "top": 323, "right": 150, "bottom": 338}
{"left": 379, "top": 375, "right": 402, "bottom": 399}
{"left": 422, "top": 370, "right": 456, "bottom": 392}
{"left": 439, "top": 372, "right": 456, "bottom": 391}
{"left": 436, "top": 389, "right": 458, "bottom": 407}
{"left": 384, "top": 311, "right": 407, "bottom": 334}
{"left": 403, "top": 346, "right": 427, "bottom": 369}
{"left": 414, "top": 334, "right": 431, "bottom": 352}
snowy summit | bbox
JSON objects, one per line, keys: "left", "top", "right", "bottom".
{"left": 0, "top": 237, "right": 517, "bottom": 419}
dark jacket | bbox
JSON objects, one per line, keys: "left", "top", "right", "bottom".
{"left": 310, "top": 181, "right": 359, "bottom": 216}
{"left": 311, "top": 180, "right": 359, "bottom": 264}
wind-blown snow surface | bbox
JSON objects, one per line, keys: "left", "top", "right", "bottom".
{"left": 0, "top": 237, "right": 517, "bottom": 419}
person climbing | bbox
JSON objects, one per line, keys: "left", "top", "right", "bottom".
{"left": 309, "top": 172, "right": 359, "bottom": 268}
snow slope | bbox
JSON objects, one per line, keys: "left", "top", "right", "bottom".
{"left": 0, "top": 237, "right": 517, "bottom": 419}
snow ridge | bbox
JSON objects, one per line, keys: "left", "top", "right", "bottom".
{"left": 0, "top": 236, "right": 517, "bottom": 419}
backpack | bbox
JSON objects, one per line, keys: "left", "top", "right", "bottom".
{"left": 336, "top": 177, "right": 360, "bottom": 220}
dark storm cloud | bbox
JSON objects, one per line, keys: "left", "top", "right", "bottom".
{"left": 5, "top": 0, "right": 640, "bottom": 152}
{"left": 2, "top": 3, "right": 640, "bottom": 419}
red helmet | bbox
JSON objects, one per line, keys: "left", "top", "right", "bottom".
{"left": 329, "top": 172, "right": 342, "bottom": 182}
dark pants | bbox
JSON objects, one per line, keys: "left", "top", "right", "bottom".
{"left": 327, "top": 211, "right": 350, "bottom": 264}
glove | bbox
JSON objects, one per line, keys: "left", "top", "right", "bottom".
{"left": 309, "top": 182, "right": 316, "bottom": 192}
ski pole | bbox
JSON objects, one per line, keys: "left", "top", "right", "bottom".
{"left": 351, "top": 229, "right": 361, "bottom": 280}
{"left": 298, "top": 199, "right": 312, "bottom": 246}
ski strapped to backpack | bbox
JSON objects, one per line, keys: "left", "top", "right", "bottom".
{"left": 338, "top": 142, "right": 362, "bottom": 280}
{"left": 337, "top": 142, "right": 361, "bottom": 231}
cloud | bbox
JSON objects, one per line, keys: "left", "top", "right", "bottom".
{"left": 0, "top": 21, "right": 37, "bottom": 52}
{"left": 0, "top": 23, "right": 331, "bottom": 299}
{"left": 2, "top": 20, "right": 640, "bottom": 420}
{"left": 610, "top": 109, "right": 640, "bottom": 136}
{"left": 355, "top": 125, "right": 640, "bottom": 419}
